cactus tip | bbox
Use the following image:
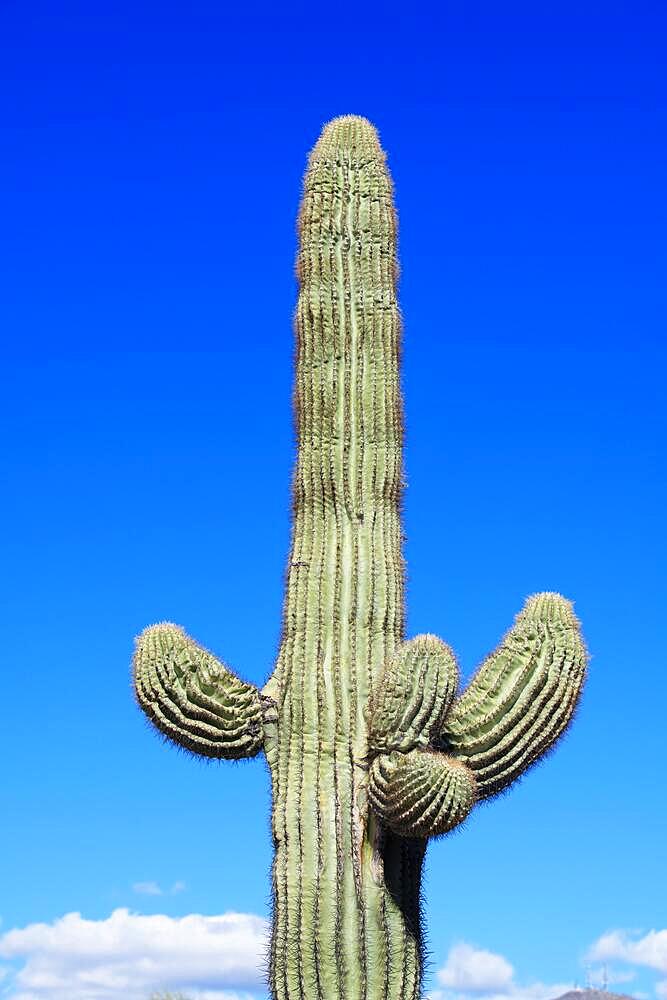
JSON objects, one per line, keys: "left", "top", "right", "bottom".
{"left": 520, "top": 592, "right": 579, "bottom": 627}
{"left": 310, "top": 115, "right": 383, "bottom": 163}
{"left": 135, "top": 621, "right": 185, "bottom": 646}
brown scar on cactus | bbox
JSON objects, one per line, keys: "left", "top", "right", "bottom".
{"left": 132, "top": 115, "right": 588, "bottom": 1000}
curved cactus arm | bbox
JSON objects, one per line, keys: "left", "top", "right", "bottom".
{"left": 368, "top": 634, "right": 459, "bottom": 754}
{"left": 368, "top": 749, "right": 477, "bottom": 838}
{"left": 133, "top": 623, "right": 271, "bottom": 760}
{"left": 438, "top": 592, "right": 588, "bottom": 800}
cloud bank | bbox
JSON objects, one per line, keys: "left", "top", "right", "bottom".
{"left": 3, "top": 914, "right": 666, "bottom": 1000}
{"left": 0, "top": 908, "right": 269, "bottom": 1000}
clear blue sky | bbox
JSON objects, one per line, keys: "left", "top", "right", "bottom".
{"left": 1, "top": 3, "right": 665, "bottom": 999}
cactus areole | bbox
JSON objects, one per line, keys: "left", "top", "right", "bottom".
{"left": 133, "top": 116, "right": 587, "bottom": 1000}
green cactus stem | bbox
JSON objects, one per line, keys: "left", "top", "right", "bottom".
{"left": 132, "top": 115, "right": 587, "bottom": 1000}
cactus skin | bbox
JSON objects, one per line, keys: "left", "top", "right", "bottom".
{"left": 132, "top": 116, "right": 587, "bottom": 1000}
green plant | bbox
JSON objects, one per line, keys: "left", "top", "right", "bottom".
{"left": 133, "top": 116, "right": 587, "bottom": 1000}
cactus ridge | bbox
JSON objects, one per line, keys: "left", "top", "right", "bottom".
{"left": 133, "top": 623, "right": 266, "bottom": 759}
{"left": 131, "top": 118, "right": 588, "bottom": 1000}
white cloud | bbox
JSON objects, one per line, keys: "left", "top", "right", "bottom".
{"left": 589, "top": 930, "right": 667, "bottom": 975}
{"left": 587, "top": 928, "right": 667, "bottom": 1000}
{"left": 437, "top": 943, "right": 515, "bottom": 992}
{"left": 132, "top": 881, "right": 188, "bottom": 897}
{"left": 0, "top": 908, "right": 269, "bottom": 1000}
{"left": 429, "top": 941, "right": 573, "bottom": 1000}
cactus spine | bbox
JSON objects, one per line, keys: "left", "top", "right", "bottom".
{"left": 133, "top": 116, "right": 587, "bottom": 1000}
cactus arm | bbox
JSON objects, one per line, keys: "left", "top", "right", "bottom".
{"left": 133, "top": 623, "right": 270, "bottom": 759}
{"left": 367, "top": 634, "right": 459, "bottom": 754}
{"left": 368, "top": 749, "right": 477, "bottom": 837}
{"left": 439, "top": 592, "right": 588, "bottom": 799}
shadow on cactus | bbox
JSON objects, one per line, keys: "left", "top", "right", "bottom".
{"left": 132, "top": 116, "right": 588, "bottom": 1000}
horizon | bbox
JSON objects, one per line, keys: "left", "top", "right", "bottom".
{"left": 1, "top": 3, "right": 666, "bottom": 1000}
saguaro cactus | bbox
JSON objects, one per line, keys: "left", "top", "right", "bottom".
{"left": 133, "top": 116, "right": 587, "bottom": 1000}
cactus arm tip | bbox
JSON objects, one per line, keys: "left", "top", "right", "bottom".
{"left": 132, "top": 623, "right": 267, "bottom": 760}
{"left": 440, "top": 591, "right": 588, "bottom": 800}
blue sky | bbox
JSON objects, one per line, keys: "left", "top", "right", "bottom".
{"left": 1, "top": 2, "right": 666, "bottom": 998}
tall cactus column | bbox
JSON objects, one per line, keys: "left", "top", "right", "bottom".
{"left": 268, "top": 116, "right": 420, "bottom": 1000}
{"left": 133, "top": 116, "right": 587, "bottom": 1000}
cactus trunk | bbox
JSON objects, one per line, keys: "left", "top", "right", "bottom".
{"left": 132, "top": 116, "right": 588, "bottom": 1000}
{"left": 263, "top": 116, "right": 422, "bottom": 998}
